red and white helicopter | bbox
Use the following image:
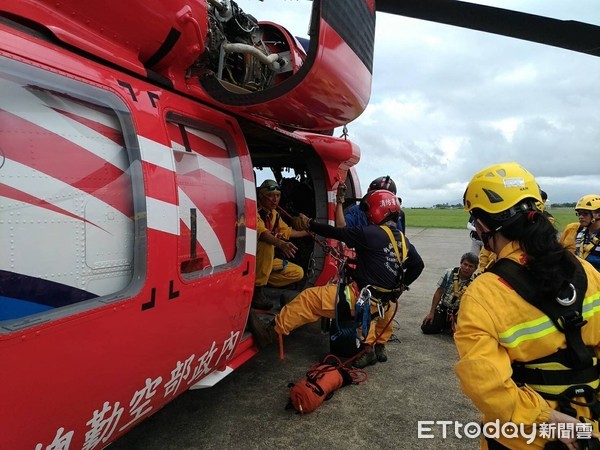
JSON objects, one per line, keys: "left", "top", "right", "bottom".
{"left": 1, "top": 1, "right": 598, "bottom": 449}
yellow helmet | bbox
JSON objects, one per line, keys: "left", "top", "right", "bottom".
{"left": 463, "top": 162, "right": 542, "bottom": 215}
{"left": 575, "top": 194, "right": 600, "bottom": 211}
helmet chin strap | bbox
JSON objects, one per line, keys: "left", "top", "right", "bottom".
{"left": 480, "top": 229, "right": 497, "bottom": 252}
{"left": 478, "top": 207, "right": 529, "bottom": 250}
{"left": 476, "top": 218, "right": 507, "bottom": 252}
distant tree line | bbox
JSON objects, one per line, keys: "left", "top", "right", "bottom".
{"left": 426, "top": 202, "right": 577, "bottom": 209}
{"left": 549, "top": 202, "right": 576, "bottom": 208}
{"left": 432, "top": 203, "right": 463, "bottom": 209}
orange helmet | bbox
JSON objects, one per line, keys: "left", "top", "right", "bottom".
{"left": 362, "top": 190, "right": 401, "bottom": 225}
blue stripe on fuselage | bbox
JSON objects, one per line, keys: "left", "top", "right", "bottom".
{"left": 0, "top": 296, "right": 54, "bottom": 321}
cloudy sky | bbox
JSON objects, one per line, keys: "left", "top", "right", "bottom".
{"left": 236, "top": 0, "right": 600, "bottom": 207}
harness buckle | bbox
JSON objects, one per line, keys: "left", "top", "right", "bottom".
{"left": 557, "top": 310, "right": 587, "bottom": 332}
{"left": 357, "top": 287, "right": 371, "bottom": 306}
{"left": 556, "top": 283, "right": 577, "bottom": 306}
{"left": 377, "top": 302, "right": 385, "bottom": 320}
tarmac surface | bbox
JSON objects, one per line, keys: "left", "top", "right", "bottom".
{"left": 111, "top": 228, "right": 481, "bottom": 450}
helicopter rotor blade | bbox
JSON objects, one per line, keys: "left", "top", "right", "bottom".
{"left": 375, "top": 0, "right": 600, "bottom": 57}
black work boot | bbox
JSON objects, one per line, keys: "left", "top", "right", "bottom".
{"left": 375, "top": 344, "right": 388, "bottom": 362}
{"left": 353, "top": 348, "right": 377, "bottom": 368}
{"left": 251, "top": 286, "right": 272, "bottom": 310}
{"left": 246, "top": 309, "right": 277, "bottom": 349}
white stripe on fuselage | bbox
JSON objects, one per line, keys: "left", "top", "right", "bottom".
{"left": 178, "top": 188, "right": 226, "bottom": 266}
{"left": 146, "top": 197, "right": 179, "bottom": 235}
{"left": 170, "top": 141, "right": 234, "bottom": 185}
{"left": 139, "top": 136, "right": 175, "bottom": 171}
{"left": 31, "top": 89, "right": 121, "bottom": 130}
{"left": 186, "top": 127, "right": 227, "bottom": 150}
{"left": 1, "top": 157, "right": 131, "bottom": 227}
{"left": 0, "top": 158, "right": 133, "bottom": 291}
{"left": 0, "top": 78, "right": 128, "bottom": 171}
{"left": 137, "top": 136, "right": 256, "bottom": 256}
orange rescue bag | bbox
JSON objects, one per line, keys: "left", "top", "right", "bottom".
{"left": 287, "top": 357, "right": 358, "bottom": 414}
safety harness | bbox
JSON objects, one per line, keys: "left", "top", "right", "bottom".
{"left": 353, "top": 226, "right": 408, "bottom": 341}
{"left": 577, "top": 226, "right": 600, "bottom": 261}
{"left": 489, "top": 259, "right": 600, "bottom": 446}
{"left": 450, "top": 267, "right": 470, "bottom": 309}
{"left": 438, "top": 267, "right": 472, "bottom": 332}
{"left": 259, "top": 208, "right": 290, "bottom": 272}
{"left": 329, "top": 225, "right": 407, "bottom": 358}
{"left": 286, "top": 221, "right": 406, "bottom": 412}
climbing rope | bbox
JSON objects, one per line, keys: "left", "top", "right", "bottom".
{"left": 274, "top": 203, "right": 346, "bottom": 265}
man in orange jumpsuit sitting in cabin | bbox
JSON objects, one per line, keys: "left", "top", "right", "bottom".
{"left": 252, "top": 179, "right": 309, "bottom": 310}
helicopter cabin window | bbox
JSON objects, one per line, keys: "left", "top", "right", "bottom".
{"left": 0, "top": 56, "right": 140, "bottom": 327}
{"left": 166, "top": 119, "right": 237, "bottom": 276}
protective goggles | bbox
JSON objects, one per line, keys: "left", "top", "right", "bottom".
{"left": 575, "top": 210, "right": 592, "bottom": 217}
{"left": 262, "top": 184, "right": 281, "bottom": 192}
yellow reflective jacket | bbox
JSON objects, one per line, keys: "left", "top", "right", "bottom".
{"left": 560, "top": 222, "right": 580, "bottom": 254}
{"left": 455, "top": 241, "right": 600, "bottom": 449}
{"left": 256, "top": 208, "right": 291, "bottom": 240}
{"left": 478, "top": 247, "right": 497, "bottom": 273}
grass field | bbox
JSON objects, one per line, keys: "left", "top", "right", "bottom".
{"left": 405, "top": 207, "right": 576, "bottom": 233}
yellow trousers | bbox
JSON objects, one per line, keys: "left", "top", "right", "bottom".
{"left": 274, "top": 283, "right": 395, "bottom": 345}
{"left": 255, "top": 240, "right": 304, "bottom": 288}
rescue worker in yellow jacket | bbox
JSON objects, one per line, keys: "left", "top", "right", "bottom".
{"left": 560, "top": 195, "right": 600, "bottom": 272}
{"left": 456, "top": 162, "right": 600, "bottom": 450}
{"left": 252, "top": 179, "right": 309, "bottom": 309}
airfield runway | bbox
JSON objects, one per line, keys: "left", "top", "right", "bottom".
{"left": 112, "top": 228, "right": 481, "bottom": 450}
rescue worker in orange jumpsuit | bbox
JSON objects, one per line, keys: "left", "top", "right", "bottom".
{"left": 251, "top": 189, "right": 424, "bottom": 368}
{"left": 456, "top": 162, "right": 600, "bottom": 449}
{"left": 252, "top": 179, "right": 308, "bottom": 310}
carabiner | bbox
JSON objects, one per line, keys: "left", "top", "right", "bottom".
{"left": 357, "top": 286, "right": 371, "bottom": 306}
